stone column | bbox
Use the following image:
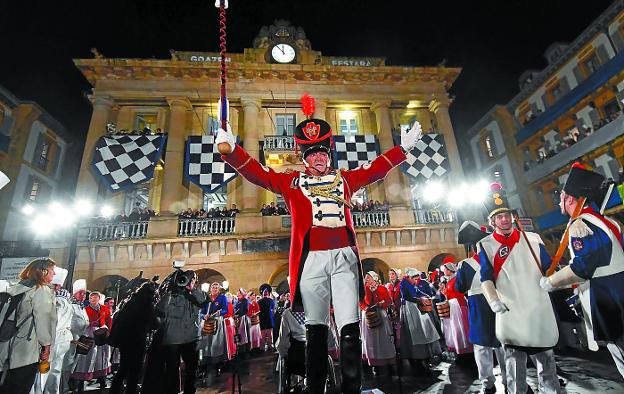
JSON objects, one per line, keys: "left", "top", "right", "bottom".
{"left": 240, "top": 98, "right": 262, "bottom": 213}
{"left": 371, "top": 101, "right": 412, "bottom": 207}
{"left": 314, "top": 99, "right": 328, "bottom": 120}
{"left": 159, "top": 97, "right": 192, "bottom": 215}
{"left": 371, "top": 101, "right": 415, "bottom": 226}
{"left": 76, "top": 96, "right": 114, "bottom": 201}
{"left": 429, "top": 97, "right": 465, "bottom": 183}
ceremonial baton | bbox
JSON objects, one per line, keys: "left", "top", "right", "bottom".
{"left": 512, "top": 211, "right": 543, "bottom": 275}
{"left": 545, "top": 196, "right": 587, "bottom": 277}
{"left": 600, "top": 182, "right": 615, "bottom": 215}
{"left": 215, "top": 0, "right": 232, "bottom": 155}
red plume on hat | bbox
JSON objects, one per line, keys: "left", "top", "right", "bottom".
{"left": 301, "top": 94, "right": 315, "bottom": 119}
{"left": 571, "top": 162, "right": 585, "bottom": 170}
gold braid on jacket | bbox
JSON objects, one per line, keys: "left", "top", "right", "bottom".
{"left": 308, "top": 170, "right": 353, "bottom": 209}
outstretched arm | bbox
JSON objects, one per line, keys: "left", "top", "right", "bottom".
{"left": 342, "top": 146, "right": 406, "bottom": 193}
{"left": 218, "top": 129, "right": 288, "bottom": 195}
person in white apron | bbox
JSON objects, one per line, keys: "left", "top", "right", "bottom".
{"left": 542, "top": 163, "right": 624, "bottom": 378}
{"left": 479, "top": 182, "right": 560, "bottom": 394}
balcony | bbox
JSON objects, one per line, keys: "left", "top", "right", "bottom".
{"left": 178, "top": 217, "right": 235, "bottom": 237}
{"left": 414, "top": 209, "right": 456, "bottom": 225}
{"left": 524, "top": 116, "right": 624, "bottom": 184}
{"left": 352, "top": 211, "right": 389, "bottom": 228}
{"left": 82, "top": 221, "right": 149, "bottom": 241}
{"left": 263, "top": 136, "right": 296, "bottom": 151}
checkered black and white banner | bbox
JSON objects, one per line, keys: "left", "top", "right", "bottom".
{"left": 185, "top": 135, "right": 238, "bottom": 193}
{"left": 333, "top": 135, "right": 380, "bottom": 170}
{"left": 399, "top": 133, "right": 450, "bottom": 181}
{"left": 91, "top": 135, "right": 167, "bottom": 192}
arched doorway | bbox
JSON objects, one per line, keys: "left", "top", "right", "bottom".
{"left": 269, "top": 264, "right": 289, "bottom": 295}
{"left": 361, "top": 258, "right": 390, "bottom": 283}
{"left": 91, "top": 275, "right": 129, "bottom": 299}
{"left": 196, "top": 268, "right": 227, "bottom": 290}
{"left": 427, "top": 253, "right": 457, "bottom": 273}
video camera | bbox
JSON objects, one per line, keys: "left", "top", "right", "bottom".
{"left": 158, "top": 260, "right": 197, "bottom": 296}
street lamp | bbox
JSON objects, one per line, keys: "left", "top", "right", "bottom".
{"left": 22, "top": 198, "right": 97, "bottom": 289}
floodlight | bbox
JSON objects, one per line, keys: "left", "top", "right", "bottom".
{"left": 100, "top": 205, "right": 114, "bottom": 218}
{"left": 423, "top": 182, "right": 444, "bottom": 203}
{"left": 201, "top": 283, "right": 210, "bottom": 293}
{"left": 222, "top": 280, "right": 229, "bottom": 289}
{"left": 21, "top": 204, "right": 35, "bottom": 216}
{"left": 74, "top": 199, "right": 93, "bottom": 216}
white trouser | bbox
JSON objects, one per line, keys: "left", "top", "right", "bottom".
{"left": 474, "top": 344, "right": 506, "bottom": 389}
{"left": 299, "top": 247, "right": 360, "bottom": 332}
{"left": 607, "top": 342, "right": 624, "bottom": 379}
{"left": 505, "top": 347, "right": 559, "bottom": 394}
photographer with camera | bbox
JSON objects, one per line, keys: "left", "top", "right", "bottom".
{"left": 155, "top": 266, "right": 205, "bottom": 394}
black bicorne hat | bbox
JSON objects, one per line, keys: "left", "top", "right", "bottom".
{"left": 457, "top": 220, "right": 489, "bottom": 245}
{"left": 259, "top": 283, "right": 272, "bottom": 295}
{"left": 562, "top": 162, "right": 605, "bottom": 201}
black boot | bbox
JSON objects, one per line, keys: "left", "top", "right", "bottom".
{"left": 340, "top": 322, "right": 362, "bottom": 394}
{"left": 305, "top": 324, "right": 328, "bottom": 394}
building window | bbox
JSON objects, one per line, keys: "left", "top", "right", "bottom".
{"left": 33, "top": 135, "right": 54, "bottom": 172}
{"left": 205, "top": 116, "right": 220, "bottom": 134}
{"left": 26, "top": 176, "right": 49, "bottom": 204}
{"left": 135, "top": 114, "right": 158, "bottom": 132}
{"left": 484, "top": 134, "right": 496, "bottom": 159}
{"left": 584, "top": 55, "right": 600, "bottom": 75}
{"left": 339, "top": 111, "right": 359, "bottom": 139}
{"left": 29, "top": 180, "right": 40, "bottom": 201}
{"left": 275, "top": 114, "right": 296, "bottom": 136}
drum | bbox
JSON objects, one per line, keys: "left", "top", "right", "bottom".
{"left": 93, "top": 327, "right": 109, "bottom": 346}
{"left": 417, "top": 297, "right": 433, "bottom": 313}
{"left": 365, "top": 308, "right": 382, "bottom": 329}
{"left": 250, "top": 314, "right": 260, "bottom": 326}
{"left": 387, "top": 305, "right": 400, "bottom": 321}
{"left": 436, "top": 300, "right": 450, "bottom": 318}
{"left": 75, "top": 336, "right": 95, "bottom": 355}
{"left": 202, "top": 317, "right": 218, "bottom": 336}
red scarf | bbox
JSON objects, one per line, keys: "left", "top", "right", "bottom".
{"left": 492, "top": 229, "right": 521, "bottom": 280}
{"left": 581, "top": 206, "right": 623, "bottom": 248}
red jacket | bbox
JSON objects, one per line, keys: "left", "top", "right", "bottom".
{"left": 247, "top": 299, "right": 260, "bottom": 317}
{"left": 361, "top": 285, "right": 392, "bottom": 310}
{"left": 86, "top": 304, "right": 112, "bottom": 328}
{"left": 444, "top": 276, "right": 467, "bottom": 307}
{"left": 223, "top": 145, "right": 406, "bottom": 308}
{"left": 385, "top": 280, "right": 401, "bottom": 309}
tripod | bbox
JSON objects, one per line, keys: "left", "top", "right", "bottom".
{"left": 230, "top": 332, "right": 243, "bottom": 393}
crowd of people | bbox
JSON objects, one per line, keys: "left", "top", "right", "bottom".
{"left": 178, "top": 205, "right": 240, "bottom": 219}
{"left": 260, "top": 202, "right": 289, "bottom": 216}
{"left": 351, "top": 200, "right": 389, "bottom": 212}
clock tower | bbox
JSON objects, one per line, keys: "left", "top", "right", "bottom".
{"left": 250, "top": 20, "right": 320, "bottom": 65}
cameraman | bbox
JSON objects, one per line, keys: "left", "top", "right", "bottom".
{"left": 156, "top": 270, "right": 205, "bottom": 394}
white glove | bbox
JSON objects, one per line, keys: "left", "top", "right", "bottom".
{"left": 400, "top": 120, "right": 423, "bottom": 152}
{"left": 215, "top": 128, "right": 236, "bottom": 154}
{"left": 489, "top": 300, "right": 508, "bottom": 314}
{"left": 540, "top": 276, "right": 555, "bottom": 292}
{"left": 214, "top": 0, "right": 228, "bottom": 8}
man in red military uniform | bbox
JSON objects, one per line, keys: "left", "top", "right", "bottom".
{"left": 216, "top": 96, "right": 421, "bottom": 393}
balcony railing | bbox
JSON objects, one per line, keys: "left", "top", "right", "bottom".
{"left": 82, "top": 221, "right": 149, "bottom": 241}
{"left": 263, "top": 136, "right": 296, "bottom": 151}
{"left": 352, "top": 211, "right": 390, "bottom": 228}
{"left": 524, "top": 116, "right": 624, "bottom": 184}
{"left": 413, "top": 209, "right": 455, "bottom": 225}
{"left": 178, "top": 217, "right": 235, "bottom": 237}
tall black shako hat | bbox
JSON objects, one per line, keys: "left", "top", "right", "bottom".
{"left": 484, "top": 182, "right": 511, "bottom": 218}
{"left": 294, "top": 94, "right": 333, "bottom": 159}
{"left": 457, "top": 220, "right": 489, "bottom": 245}
{"left": 562, "top": 162, "right": 605, "bottom": 202}
{"left": 259, "top": 283, "right": 272, "bottom": 295}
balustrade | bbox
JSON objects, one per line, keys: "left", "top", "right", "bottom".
{"left": 178, "top": 217, "right": 235, "bottom": 237}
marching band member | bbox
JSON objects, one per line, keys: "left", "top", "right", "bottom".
{"left": 247, "top": 291, "right": 262, "bottom": 351}
{"left": 478, "top": 183, "right": 560, "bottom": 394}
{"left": 258, "top": 284, "right": 276, "bottom": 351}
{"left": 217, "top": 94, "right": 421, "bottom": 393}
{"left": 360, "top": 271, "right": 396, "bottom": 374}
{"left": 234, "top": 288, "right": 251, "bottom": 355}
{"left": 223, "top": 292, "right": 237, "bottom": 360}
{"left": 385, "top": 268, "right": 402, "bottom": 346}
{"left": 439, "top": 260, "right": 472, "bottom": 356}
{"left": 455, "top": 221, "right": 506, "bottom": 394}
{"left": 542, "top": 163, "right": 624, "bottom": 378}
{"left": 399, "top": 268, "right": 442, "bottom": 375}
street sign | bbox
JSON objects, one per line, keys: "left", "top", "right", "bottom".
{"left": 0, "top": 257, "right": 44, "bottom": 280}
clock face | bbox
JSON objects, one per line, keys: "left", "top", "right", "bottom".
{"left": 271, "top": 44, "right": 296, "bottom": 64}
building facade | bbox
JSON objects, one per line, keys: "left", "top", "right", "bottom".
{"left": 0, "top": 85, "right": 69, "bottom": 242}
{"left": 61, "top": 21, "right": 466, "bottom": 294}
{"left": 465, "top": 0, "right": 624, "bottom": 246}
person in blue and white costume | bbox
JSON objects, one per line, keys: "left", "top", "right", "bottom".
{"left": 399, "top": 267, "right": 441, "bottom": 375}
{"left": 455, "top": 221, "right": 506, "bottom": 394}
{"left": 541, "top": 162, "right": 624, "bottom": 378}
{"left": 199, "top": 282, "right": 229, "bottom": 375}
{"left": 478, "top": 182, "right": 560, "bottom": 394}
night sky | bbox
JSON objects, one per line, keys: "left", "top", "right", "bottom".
{"left": 1, "top": 0, "right": 615, "bottom": 160}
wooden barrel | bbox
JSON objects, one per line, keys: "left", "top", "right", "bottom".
{"left": 202, "top": 317, "right": 218, "bottom": 336}
{"left": 75, "top": 336, "right": 95, "bottom": 355}
{"left": 93, "top": 327, "right": 109, "bottom": 346}
{"left": 417, "top": 297, "right": 433, "bottom": 313}
{"left": 365, "top": 308, "right": 382, "bottom": 329}
{"left": 250, "top": 314, "right": 260, "bottom": 326}
{"left": 436, "top": 300, "right": 450, "bottom": 318}
{"left": 387, "top": 305, "right": 400, "bottom": 321}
